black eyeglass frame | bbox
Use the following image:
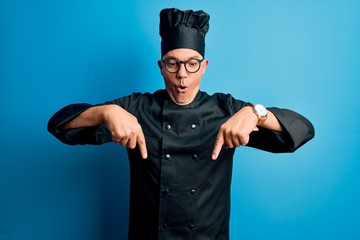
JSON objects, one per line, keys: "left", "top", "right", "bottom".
{"left": 161, "top": 58, "right": 204, "bottom": 74}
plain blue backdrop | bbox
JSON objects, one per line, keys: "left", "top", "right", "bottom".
{"left": 1, "top": 0, "right": 359, "bottom": 239}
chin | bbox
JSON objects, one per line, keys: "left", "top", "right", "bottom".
{"left": 174, "top": 99, "right": 188, "bottom": 105}
{"left": 173, "top": 97, "right": 191, "bottom": 105}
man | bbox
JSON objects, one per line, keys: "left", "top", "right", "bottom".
{"left": 48, "top": 8, "right": 314, "bottom": 240}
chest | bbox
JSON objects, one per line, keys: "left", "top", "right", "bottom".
{"left": 142, "top": 100, "right": 228, "bottom": 154}
{"left": 137, "top": 101, "right": 230, "bottom": 186}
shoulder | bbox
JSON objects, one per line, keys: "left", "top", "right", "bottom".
{"left": 106, "top": 90, "right": 167, "bottom": 110}
{"left": 196, "top": 91, "right": 249, "bottom": 114}
{"left": 209, "top": 92, "right": 234, "bottom": 100}
{"left": 108, "top": 90, "right": 164, "bottom": 102}
{"left": 205, "top": 92, "right": 248, "bottom": 108}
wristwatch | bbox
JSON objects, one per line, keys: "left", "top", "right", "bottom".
{"left": 252, "top": 104, "right": 268, "bottom": 125}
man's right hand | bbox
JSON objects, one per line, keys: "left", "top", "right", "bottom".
{"left": 64, "top": 104, "right": 148, "bottom": 159}
{"left": 103, "top": 105, "right": 147, "bottom": 159}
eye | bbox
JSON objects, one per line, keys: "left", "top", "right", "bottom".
{"left": 187, "top": 60, "right": 199, "bottom": 67}
{"left": 166, "top": 60, "right": 178, "bottom": 68}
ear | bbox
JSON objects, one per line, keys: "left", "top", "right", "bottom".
{"left": 158, "top": 60, "right": 163, "bottom": 69}
{"left": 201, "top": 59, "right": 209, "bottom": 74}
{"left": 158, "top": 60, "right": 164, "bottom": 75}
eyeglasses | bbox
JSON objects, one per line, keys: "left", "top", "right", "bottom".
{"left": 161, "top": 58, "right": 204, "bottom": 74}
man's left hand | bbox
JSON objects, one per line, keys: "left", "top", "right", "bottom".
{"left": 211, "top": 106, "right": 258, "bottom": 160}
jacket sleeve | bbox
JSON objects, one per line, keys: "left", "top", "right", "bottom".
{"left": 247, "top": 107, "right": 315, "bottom": 153}
{"left": 47, "top": 103, "right": 112, "bottom": 145}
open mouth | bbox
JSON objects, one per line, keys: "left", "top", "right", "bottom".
{"left": 177, "top": 86, "right": 187, "bottom": 92}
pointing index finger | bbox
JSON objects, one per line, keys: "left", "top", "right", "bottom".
{"left": 212, "top": 132, "right": 224, "bottom": 160}
{"left": 137, "top": 130, "right": 148, "bottom": 159}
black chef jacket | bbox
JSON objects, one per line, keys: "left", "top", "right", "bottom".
{"left": 48, "top": 90, "right": 315, "bottom": 240}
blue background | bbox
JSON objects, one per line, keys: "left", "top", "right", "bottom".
{"left": 1, "top": 0, "right": 359, "bottom": 239}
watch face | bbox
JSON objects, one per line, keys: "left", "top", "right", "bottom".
{"left": 255, "top": 104, "right": 267, "bottom": 116}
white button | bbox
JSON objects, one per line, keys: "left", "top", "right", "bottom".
{"left": 165, "top": 154, "right": 171, "bottom": 159}
{"left": 191, "top": 124, "right": 196, "bottom": 129}
{"left": 166, "top": 124, "right": 171, "bottom": 130}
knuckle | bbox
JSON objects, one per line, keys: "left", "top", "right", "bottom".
{"left": 229, "top": 129, "right": 239, "bottom": 136}
{"left": 219, "top": 124, "right": 227, "bottom": 132}
{"left": 138, "top": 137, "right": 145, "bottom": 145}
{"left": 236, "top": 129, "right": 247, "bottom": 138}
{"left": 240, "top": 136, "right": 249, "bottom": 146}
{"left": 127, "top": 143, "right": 136, "bottom": 149}
{"left": 134, "top": 124, "right": 143, "bottom": 133}
{"left": 127, "top": 129, "right": 136, "bottom": 136}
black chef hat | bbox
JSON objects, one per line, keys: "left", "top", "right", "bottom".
{"left": 160, "top": 8, "right": 210, "bottom": 57}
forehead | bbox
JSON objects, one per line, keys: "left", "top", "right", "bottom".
{"left": 163, "top": 48, "right": 202, "bottom": 60}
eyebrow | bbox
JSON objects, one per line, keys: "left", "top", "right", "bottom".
{"left": 163, "top": 56, "right": 202, "bottom": 61}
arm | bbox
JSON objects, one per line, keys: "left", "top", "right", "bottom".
{"left": 211, "top": 106, "right": 314, "bottom": 159}
{"left": 248, "top": 107, "right": 315, "bottom": 153}
{"left": 48, "top": 104, "right": 148, "bottom": 159}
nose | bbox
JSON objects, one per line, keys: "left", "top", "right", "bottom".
{"left": 176, "top": 63, "right": 188, "bottom": 78}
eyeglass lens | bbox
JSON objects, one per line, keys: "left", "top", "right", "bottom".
{"left": 164, "top": 58, "right": 202, "bottom": 73}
